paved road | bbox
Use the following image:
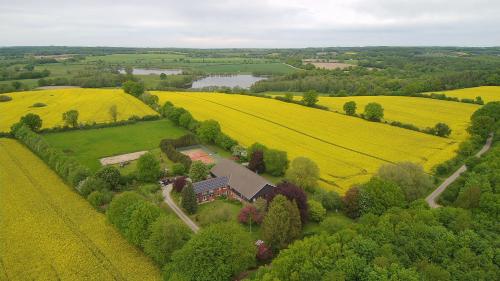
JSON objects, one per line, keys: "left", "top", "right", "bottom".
{"left": 162, "top": 184, "right": 200, "bottom": 233}
{"left": 426, "top": 134, "right": 494, "bottom": 208}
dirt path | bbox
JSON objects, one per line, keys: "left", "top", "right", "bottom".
{"left": 162, "top": 184, "right": 200, "bottom": 233}
{"left": 282, "top": 63, "right": 303, "bottom": 70}
{"left": 426, "top": 134, "right": 494, "bottom": 208}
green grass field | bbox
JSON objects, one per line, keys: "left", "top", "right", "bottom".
{"left": 44, "top": 119, "right": 187, "bottom": 171}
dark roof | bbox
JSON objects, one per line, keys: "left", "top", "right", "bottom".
{"left": 211, "top": 159, "right": 273, "bottom": 200}
{"left": 193, "top": 176, "right": 229, "bottom": 194}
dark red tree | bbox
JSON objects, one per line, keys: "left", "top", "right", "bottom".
{"left": 267, "top": 182, "right": 309, "bottom": 224}
{"left": 173, "top": 176, "right": 187, "bottom": 192}
{"left": 343, "top": 186, "right": 361, "bottom": 219}
{"left": 248, "top": 150, "right": 265, "bottom": 174}
{"left": 238, "top": 205, "right": 263, "bottom": 225}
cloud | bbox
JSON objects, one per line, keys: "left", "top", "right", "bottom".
{"left": 0, "top": 0, "right": 498, "bottom": 47}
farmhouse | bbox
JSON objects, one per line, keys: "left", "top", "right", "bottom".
{"left": 193, "top": 159, "right": 274, "bottom": 203}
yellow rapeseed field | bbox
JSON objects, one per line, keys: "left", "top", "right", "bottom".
{"left": 315, "top": 96, "right": 478, "bottom": 141}
{"left": 0, "top": 88, "right": 157, "bottom": 132}
{"left": 429, "top": 86, "right": 500, "bottom": 103}
{"left": 154, "top": 92, "right": 458, "bottom": 192}
{"left": 0, "top": 138, "right": 161, "bottom": 281}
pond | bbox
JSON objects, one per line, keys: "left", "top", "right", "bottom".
{"left": 118, "top": 68, "right": 183, "bottom": 75}
{"left": 191, "top": 75, "right": 266, "bottom": 89}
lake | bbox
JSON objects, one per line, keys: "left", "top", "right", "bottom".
{"left": 118, "top": 68, "right": 183, "bottom": 75}
{"left": 191, "top": 75, "right": 266, "bottom": 89}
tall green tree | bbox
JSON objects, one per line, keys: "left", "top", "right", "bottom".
{"left": 434, "top": 122, "right": 452, "bottom": 137}
{"left": 109, "top": 104, "right": 118, "bottom": 122}
{"left": 343, "top": 101, "right": 357, "bottom": 115}
{"left": 364, "top": 102, "right": 384, "bottom": 121}
{"left": 181, "top": 183, "right": 197, "bottom": 214}
{"left": 302, "top": 90, "right": 319, "bottom": 106}
{"left": 106, "top": 192, "right": 144, "bottom": 234}
{"left": 359, "top": 177, "right": 405, "bottom": 215}
{"left": 143, "top": 215, "right": 191, "bottom": 265}
{"left": 377, "top": 162, "right": 433, "bottom": 202}
{"left": 136, "top": 152, "right": 161, "bottom": 182}
{"left": 263, "top": 149, "right": 289, "bottom": 176}
{"left": 122, "top": 80, "right": 145, "bottom": 97}
{"left": 196, "top": 119, "right": 221, "bottom": 143}
{"left": 188, "top": 161, "right": 208, "bottom": 182}
{"left": 62, "top": 110, "right": 79, "bottom": 127}
{"left": 126, "top": 201, "right": 161, "bottom": 247}
{"left": 19, "top": 113, "right": 42, "bottom": 132}
{"left": 163, "top": 223, "right": 255, "bottom": 281}
{"left": 285, "top": 157, "right": 319, "bottom": 190}
{"left": 95, "top": 165, "right": 121, "bottom": 190}
{"left": 261, "top": 195, "right": 301, "bottom": 251}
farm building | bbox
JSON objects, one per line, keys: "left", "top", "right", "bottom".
{"left": 193, "top": 159, "right": 274, "bottom": 203}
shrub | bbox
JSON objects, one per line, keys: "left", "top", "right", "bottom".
{"left": 313, "top": 189, "right": 342, "bottom": 211}
{"left": 171, "top": 163, "right": 185, "bottom": 175}
{"left": 106, "top": 192, "right": 144, "bottom": 234}
{"left": 433, "top": 122, "right": 452, "bottom": 137}
{"left": 122, "top": 80, "right": 145, "bottom": 97}
{"left": 196, "top": 120, "right": 221, "bottom": 143}
{"left": 87, "top": 190, "right": 113, "bottom": 208}
{"left": 0, "top": 95, "right": 12, "bottom": 102}
{"left": 188, "top": 161, "right": 208, "bottom": 182}
{"left": 238, "top": 205, "right": 263, "bottom": 225}
{"left": 181, "top": 183, "right": 197, "bottom": 214}
{"left": 125, "top": 201, "right": 161, "bottom": 247}
{"left": 78, "top": 176, "right": 107, "bottom": 197}
{"left": 31, "top": 102, "right": 46, "bottom": 107}
{"left": 308, "top": 199, "right": 326, "bottom": 222}
{"left": 19, "top": 113, "right": 42, "bottom": 131}
{"left": 95, "top": 165, "right": 121, "bottom": 190}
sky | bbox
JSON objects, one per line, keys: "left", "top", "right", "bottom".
{"left": 1, "top": 0, "right": 499, "bottom": 48}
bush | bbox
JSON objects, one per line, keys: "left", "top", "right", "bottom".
{"left": 263, "top": 149, "right": 289, "bottom": 176}
{"left": 313, "top": 189, "right": 342, "bottom": 211}
{"left": 122, "top": 80, "right": 145, "bottom": 97}
{"left": 173, "top": 176, "right": 187, "bottom": 192}
{"left": 19, "top": 113, "right": 42, "bottom": 132}
{"left": 87, "top": 190, "right": 113, "bottom": 208}
{"left": 433, "top": 123, "right": 452, "bottom": 137}
{"left": 171, "top": 163, "right": 185, "bottom": 176}
{"left": 343, "top": 101, "right": 357, "bottom": 115}
{"left": 238, "top": 205, "right": 263, "bottom": 225}
{"left": 196, "top": 120, "right": 221, "bottom": 143}
{"left": 125, "top": 201, "right": 161, "bottom": 247}
{"left": 188, "top": 161, "right": 208, "bottom": 182}
{"left": 95, "top": 166, "right": 121, "bottom": 190}
{"left": 78, "top": 176, "right": 108, "bottom": 197}
{"left": 0, "top": 95, "right": 12, "bottom": 102}
{"left": 308, "top": 199, "right": 326, "bottom": 222}
{"left": 106, "top": 191, "right": 144, "bottom": 234}
{"left": 31, "top": 102, "right": 47, "bottom": 107}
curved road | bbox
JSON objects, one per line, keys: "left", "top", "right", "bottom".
{"left": 426, "top": 134, "right": 494, "bottom": 208}
{"left": 162, "top": 184, "right": 200, "bottom": 233}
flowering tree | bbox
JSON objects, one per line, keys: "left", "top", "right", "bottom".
{"left": 238, "top": 205, "right": 263, "bottom": 232}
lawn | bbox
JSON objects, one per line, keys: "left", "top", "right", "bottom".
{"left": 153, "top": 91, "right": 458, "bottom": 193}
{"left": 0, "top": 138, "right": 161, "bottom": 280}
{"left": 44, "top": 119, "right": 187, "bottom": 171}
{"left": 0, "top": 88, "right": 157, "bottom": 132}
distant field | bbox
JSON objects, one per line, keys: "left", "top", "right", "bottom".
{"left": 0, "top": 88, "right": 157, "bottom": 132}
{"left": 430, "top": 86, "right": 500, "bottom": 103}
{"left": 154, "top": 92, "right": 458, "bottom": 192}
{"left": 0, "top": 138, "right": 161, "bottom": 280}
{"left": 314, "top": 96, "right": 478, "bottom": 141}
{"left": 44, "top": 119, "right": 187, "bottom": 171}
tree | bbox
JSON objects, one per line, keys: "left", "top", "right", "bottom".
{"left": 106, "top": 192, "right": 144, "bottom": 233}
{"left": 343, "top": 101, "right": 357, "bottom": 115}
{"left": 62, "top": 110, "right": 79, "bottom": 127}
{"left": 247, "top": 142, "right": 268, "bottom": 160}
{"left": 78, "top": 176, "right": 108, "bottom": 196}
{"left": 359, "top": 177, "right": 405, "bottom": 215}
{"left": 163, "top": 223, "right": 255, "bottom": 281}
{"left": 267, "top": 182, "right": 309, "bottom": 223}
{"left": 313, "top": 189, "right": 343, "bottom": 211}
{"left": 159, "top": 73, "right": 167, "bottom": 80}
{"left": 178, "top": 112, "right": 194, "bottom": 128}
{"left": 136, "top": 152, "right": 161, "bottom": 182}
{"left": 181, "top": 183, "right": 197, "bottom": 214}
{"left": 19, "top": 113, "right": 42, "bottom": 131}
{"left": 263, "top": 149, "right": 289, "bottom": 176}
{"left": 188, "top": 161, "right": 208, "bottom": 182}
{"left": 196, "top": 120, "right": 221, "bottom": 143}
{"left": 468, "top": 116, "right": 494, "bottom": 139}
{"left": 173, "top": 176, "right": 187, "bottom": 192}
{"left": 284, "top": 92, "right": 293, "bottom": 101}
{"left": 87, "top": 190, "right": 113, "bottom": 208}
{"left": 125, "top": 201, "right": 161, "bottom": 247}
{"left": 343, "top": 186, "right": 361, "bottom": 219}
{"left": 455, "top": 173, "right": 489, "bottom": 209}
{"left": 302, "top": 90, "right": 319, "bottom": 106}
{"left": 238, "top": 205, "right": 263, "bottom": 232}
{"left": 364, "top": 102, "right": 384, "bottom": 121}
{"left": 285, "top": 157, "right": 319, "bottom": 190}
{"left": 109, "top": 104, "right": 118, "bottom": 122}
{"left": 434, "top": 123, "right": 452, "bottom": 137}
{"left": 171, "top": 163, "right": 185, "bottom": 176}
{"left": 261, "top": 195, "right": 301, "bottom": 251}
{"left": 308, "top": 199, "right": 326, "bottom": 222}
{"left": 95, "top": 165, "right": 121, "bottom": 190}
{"left": 377, "top": 162, "right": 433, "bottom": 202}
{"left": 122, "top": 80, "right": 145, "bottom": 97}
{"left": 248, "top": 149, "right": 265, "bottom": 173}
{"left": 143, "top": 215, "right": 191, "bottom": 265}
